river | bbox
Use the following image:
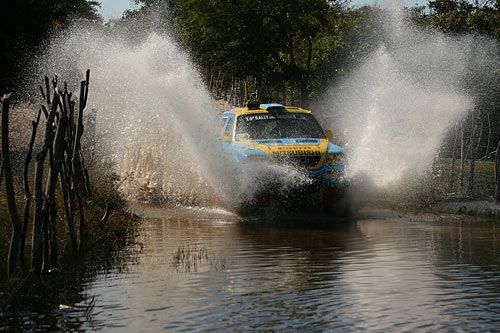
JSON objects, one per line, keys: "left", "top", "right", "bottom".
{"left": 2, "top": 206, "right": 499, "bottom": 332}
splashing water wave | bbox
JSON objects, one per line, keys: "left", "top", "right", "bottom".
{"left": 34, "top": 26, "right": 228, "bottom": 205}
{"left": 322, "top": 7, "right": 496, "bottom": 188}
{"left": 32, "top": 6, "right": 497, "bottom": 208}
{"left": 34, "top": 25, "right": 310, "bottom": 208}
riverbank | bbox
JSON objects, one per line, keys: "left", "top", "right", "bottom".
{"left": 361, "top": 196, "right": 500, "bottom": 220}
{"left": 435, "top": 199, "right": 500, "bottom": 217}
{"left": 0, "top": 186, "right": 141, "bottom": 276}
{"left": 354, "top": 157, "right": 500, "bottom": 219}
{"left": 0, "top": 200, "right": 141, "bottom": 329}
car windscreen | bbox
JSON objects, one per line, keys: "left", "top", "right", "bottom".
{"left": 235, "top": 113, "right": 326, "bottom": 140}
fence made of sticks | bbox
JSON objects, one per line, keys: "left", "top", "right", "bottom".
{"left": 1, "top": 70, "right": 92, "bottom": 277}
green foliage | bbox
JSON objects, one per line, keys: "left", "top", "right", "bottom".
{"left": 2, "top": 0, "right": 500, "bottom": 107}
{"left": 163, "top": 0, "right": 348, "bottom": 104}
{"left": 313, "top": 6, "right": 383, "bottom": 88}
{"left": 412, "top": 0, "right": 500, "bottom": 38}
{"left": 128, "top": 0, "right": 386, "bottom": 105}
{"left": 0, "top": 0, "right": 100, "bottom": 91}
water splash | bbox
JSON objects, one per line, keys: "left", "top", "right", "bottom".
{"left": 32, "top": 24, "right": 228, "bottom": 205}
{"left": 30, "top": 5, "right": 495, "bottom": 209}
{"left": 322, "top": 6, "right": 495, "bottom": 188}
{"left": 32, "top": 23, "right": 311, "bottom": 208}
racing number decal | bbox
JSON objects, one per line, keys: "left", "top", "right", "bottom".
{"left": 223, "top": 116, "right": 235, "bottom": 142}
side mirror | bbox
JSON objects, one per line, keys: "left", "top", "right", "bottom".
{"left": 325, "top": 129, "right": 333, "bottom": 142}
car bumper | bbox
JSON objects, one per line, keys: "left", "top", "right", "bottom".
{"left": 307, "top": 165, "right": 346, "bottom": 189}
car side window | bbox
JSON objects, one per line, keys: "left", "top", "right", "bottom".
{"left": 223, "top": 117, "right": 234, "bottom": 142}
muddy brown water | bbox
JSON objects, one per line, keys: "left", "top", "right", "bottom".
{"left": 1, "top": 206, "right": 499, "bottom": 332}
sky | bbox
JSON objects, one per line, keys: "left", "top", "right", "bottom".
{"left": 98, "top": 0, "right": 423, "bottom": 21}
{"left": 99, "top": 0, "right": 140, "bottom": 20}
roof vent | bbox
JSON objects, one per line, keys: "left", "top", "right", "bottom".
{"left": 247, "top": 101, "right": 262, "bottom": 110}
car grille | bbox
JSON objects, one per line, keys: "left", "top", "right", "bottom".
{"left": 273, "top": 155, "right": 322, "bottom": 168}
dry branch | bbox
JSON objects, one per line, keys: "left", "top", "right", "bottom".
{"left": 2, "top": 93, "right": 23, "bottom": 277}
{"left": 20, "top": 108, "right": 42, "bottom": 270}
{"left": 32, "top": 97, "right": 57, "bottom": 273}
{"left": 1, "top": 70, "right": 93, "bottom": 277}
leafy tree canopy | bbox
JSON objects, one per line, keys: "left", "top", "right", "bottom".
{"left": 0, "top": 0, "right": 100, "bottom": 91}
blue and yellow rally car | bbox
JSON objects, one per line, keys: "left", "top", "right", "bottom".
{"left": 220, "top": 102, "right": 346, "bottom": 206}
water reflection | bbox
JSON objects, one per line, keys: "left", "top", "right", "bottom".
{"left": 0, "top": 237, "right": 137, "bottom": 332}
{"left": 2, "top": 207, "right": 499, "bottom": 332}
{"left": 340, "top": 218, "right": 499, "bottom": 331}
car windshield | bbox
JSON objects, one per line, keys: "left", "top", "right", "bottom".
{"left": 235, "top": 113, "right": 326, "bottom": 140}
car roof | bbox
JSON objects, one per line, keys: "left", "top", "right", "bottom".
{"left": 221, "top": 104, "right": 312, "bottom": 117}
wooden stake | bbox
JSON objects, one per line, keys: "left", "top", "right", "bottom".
{"left": 2, "top": 93, "right": 23, "bottom": 277}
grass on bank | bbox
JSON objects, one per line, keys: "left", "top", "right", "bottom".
{"left": 0, "top": 157, "right": 141, "bottom": 304}
{"left": 0, "top": 154, "right": 140, "bottom": 331}
{"left": 369, "top": 158, "right": 497, "bottom": 213}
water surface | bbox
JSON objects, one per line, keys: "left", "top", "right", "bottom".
{"left": 3, "top": 207, "right": 500, "bottom": 332}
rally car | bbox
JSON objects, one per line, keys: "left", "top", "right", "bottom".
{"left": 219, "top": 102, "right": 347, "bottom": 211}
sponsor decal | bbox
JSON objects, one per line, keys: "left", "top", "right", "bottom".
{"left": 271, "top": 150, "right": 321, "bottom": 157}
{"left": 276, "top": 146, "right": 312, "bottom": 150}
{"left": 242, "top": 114, "right": 309, "bottom": 121}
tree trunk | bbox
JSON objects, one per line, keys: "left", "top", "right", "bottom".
{"left": 0, "top": 161, "right": 3, "bottom": 188}
{"left": 2, "top": 93, "right": 23, "bottom": 277}
{"left": 495, "top": 138, "right": 500, "bottom": 202}
{"left": 300, "top": 37, "right": 313, "bottom": 108}
{"left": 243, "top": 78, "right": 248, "bottom": 104}
{"left": 449, "top": 125, "right": 459, "bottom": 192}
{"left": 459, "top": 122, "right": 466, "bottom": 195}
{"left": 208, "top": 68, "right": 214, "bottom": 93}
{"left": 467, "top": 116, "right": 477, "bottom": 196}
{"left": 484, "top": 112, "right": 491, "bottom": 159}
{"left": 468, "top": 114, "right": 484, "bottom": 197}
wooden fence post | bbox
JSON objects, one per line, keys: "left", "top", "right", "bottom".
{"left": 32, "top": 94, "right": 58, "bottom": 274}
{"left": 20, "top": 108, "right": 42, "bottom": 270}
{"left": 1, "top": 93, "right": 23, "bottom": 277}
{"left": 73, "top": 70, "right": 90, "bottom": 249}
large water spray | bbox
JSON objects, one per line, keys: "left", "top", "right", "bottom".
{"left": 30, "top": 6, "right": 497, "bottom": 209}
{"left": 322, "top": 6, "right": 495, "bottom": 188}
{"left": 33, "top": 24, "right": 231, "bottom": 206}
{"left": 32, "top": 22, "right": 311, "bottom": 208}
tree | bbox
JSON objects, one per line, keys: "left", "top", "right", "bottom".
{"left": 420, "top": 0, "right": 500, "bottom": 37}
{"left": 163, "top": 0, "right": 343, "bottom": 106}
{"left": 0, "top": 0, "right": 100, "bottom": 92}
